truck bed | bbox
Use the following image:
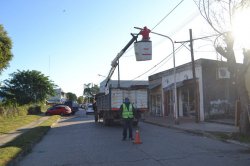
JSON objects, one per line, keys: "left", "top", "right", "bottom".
{"left": 96, "top": 87, "right": 148, "bottom": 112}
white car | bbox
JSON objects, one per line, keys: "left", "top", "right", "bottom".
{"left": 86, "top": 104, "right": 94, "bottom": 115}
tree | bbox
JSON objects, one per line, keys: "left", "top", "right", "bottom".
{"left": 66, "top": 92, "right": 77, "bottom": 101}
{"left": 194, "top": 0, "right": 250, "bottom": 135}
{"left": 0, "top": 24, "right": 13, "bottom": 74}
{"left": 83, "top": 83, "right": 99, "bottom": 103}
{"left": 0, "top": 70, "right": 55, "bottom": 105}
{"left": 77, "top": 96, "right": 84, "bottom": 104}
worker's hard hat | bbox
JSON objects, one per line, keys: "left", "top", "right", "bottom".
{"left": 125, "top": 97, "right": 130, "bottom": 103}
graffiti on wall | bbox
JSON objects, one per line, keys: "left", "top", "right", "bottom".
{"left": 209, "top": 99, "right": 230, "bottom": 115}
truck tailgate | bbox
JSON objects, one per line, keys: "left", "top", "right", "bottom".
{"left": 111, "top": 89, "right": 148, "bottom": 111}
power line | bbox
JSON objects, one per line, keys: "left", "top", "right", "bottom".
{"left": 122, "top": 0, "right": 186, "bottom": 57}
{"left": 108, "top": 0, "right": 187, "bottom": 84}
{"left": 126, "top": 32, "right": 222, "bottom": 82}
{"left": 149, "top": 43, "right": 186, "bottom": 75}
{"left": 131, "top": 43, "right": 186, "bottom": 81}
{"left": 175, "top": 33, "right": 221, "bottom": 43}
{"left": 151, "top": 0, "right": 185, "bottom": 31}
{"left": 127, "top": 1, "right": 225, "bottom": 83}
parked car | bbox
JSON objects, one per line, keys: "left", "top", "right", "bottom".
{"left": 86, "top": 104, "right": 94, "bottom": 115}
{"left": 45, "top": 104, "right": 72, "bottom": 116}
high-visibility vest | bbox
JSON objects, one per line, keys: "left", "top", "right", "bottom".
{"left": 122, "top": 103, "right": 134, "bottom": 119}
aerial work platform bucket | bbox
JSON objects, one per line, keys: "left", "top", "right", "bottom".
{"left": 134, "top": 40, "right": 152, "bottom": 61}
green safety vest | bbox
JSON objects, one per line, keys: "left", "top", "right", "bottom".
{"left": 122, "top": 103, "right": 134, "bottom": 119}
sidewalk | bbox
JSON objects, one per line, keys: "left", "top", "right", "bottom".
{"left": 0, "top": 116, "right": 49, "bottom": 146}
{"left": 143, "top": 115, "right": 238, "bottom": 133}
{"left": 142, "top": 114, "right": 250, "bottom": 148}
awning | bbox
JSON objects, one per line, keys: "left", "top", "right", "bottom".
{"left": 163, "top": 81, "right": 184, "bottom": 91}
{"left": 149, "top": 82, "right": 161, "bottom": 90}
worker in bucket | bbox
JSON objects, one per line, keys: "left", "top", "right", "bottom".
{"left": 140, "top": 26, "right": 151, "bottom": 41}
{"left": 120, "top": 97, "right": 135, "bottom": 141}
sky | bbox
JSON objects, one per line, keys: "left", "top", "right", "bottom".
{"left": 0, "top": 0, "right": 248, "bottom": 97}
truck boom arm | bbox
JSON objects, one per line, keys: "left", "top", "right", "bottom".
{"left": 105, "top": 34, "right": 139, "bottom": 87}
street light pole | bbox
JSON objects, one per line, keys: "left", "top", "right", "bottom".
{"left": 134, "top": 27, "right": 178, "bottom": 124}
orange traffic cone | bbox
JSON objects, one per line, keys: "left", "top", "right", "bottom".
{"left": 133, "top": 129, "right": 142, "bottom": 144}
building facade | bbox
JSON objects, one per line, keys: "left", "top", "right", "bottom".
{"left": 149, "top": 59, "right": 240, "bottom": 121}
{"left": 46, "top": 88, "right": 67, "bottom": 104}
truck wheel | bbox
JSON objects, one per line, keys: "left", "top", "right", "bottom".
{"left": 103, "top": 117, "right": 114, "bottom": 126}
{"left": 103, "top": 117, "right": 110, "bottom": 126}
{"left": 103, "top": 112, "right": 109, "bottom": 126}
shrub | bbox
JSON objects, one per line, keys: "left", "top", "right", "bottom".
{"left": 0, "top": 103, "right": 48, "bottom": 119}
{"left": 27, "top": 105, "right": 42, "bottom": 115}
{"left": 16, "top": 105, "right": 29, "bottom": 116}
{"left": 0, "top": 106, "right": 19, "bottom": 118}
{"left": 0, "top": 107, "right": 5, "bottom": 117}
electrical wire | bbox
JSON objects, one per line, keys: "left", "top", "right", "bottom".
{"left": 151, "top": 0, "right": 185, "bottom": 31}
{"left": 131, "top": 43, "right": 187, "bottom": 81}
{"left": 127, "top": 1, "right": 225, "bottom": 82}
{"left": 122, "top": 0, "right": 186, "bottom": 57}
{"left": 107, "top": 0, "right": 193, "bottom": 84}
{"left": 149, "top": 43, "right": 187, "bottom": 75}
{"left": 129, "top": 32, "right": 222, "bottom": 82}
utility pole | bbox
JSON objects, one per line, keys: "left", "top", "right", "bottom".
{"left": 175, "top": 29, "right": 200, "bottom": 123}
{"left": 189, "top": 29, "right": 199, "bottom": 123}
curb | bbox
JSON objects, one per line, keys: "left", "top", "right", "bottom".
{"left": 226, "top": 140, "right": 250, "bottom": 148}
{"left": 206, "top": 120, "right": 235, "bottom": 126}
{"left": 51, "top": 117, "right": 61, "bottom": 128}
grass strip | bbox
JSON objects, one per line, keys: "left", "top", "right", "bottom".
{"left": 0, "top": 115, "right": 42, "bottom": 135}
{"left": 0, "top": 115, "right": 60, "bottom": 166}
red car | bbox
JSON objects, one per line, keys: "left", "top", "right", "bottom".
{"left": 45, "top": 105, "right": 72, "bottom": 116}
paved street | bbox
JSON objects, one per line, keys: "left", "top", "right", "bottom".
{"left": 18, "top": 110, "right": 250, "bottom": 166}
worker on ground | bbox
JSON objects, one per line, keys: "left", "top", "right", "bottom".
{"left": 93, "top": 99, "right": 98, "bottom": 122}
{"left": 120, "top": 97, "right": 135, "bottom": 141}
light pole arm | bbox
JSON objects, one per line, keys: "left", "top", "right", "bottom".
{"left": 134, "top": 27, "right": 178, "bottom": 123}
